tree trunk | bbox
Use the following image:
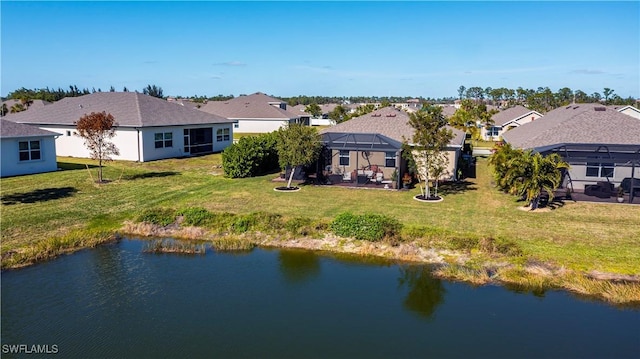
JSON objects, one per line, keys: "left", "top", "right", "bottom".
{"left": 98, "top": 158, "right": 103, "bottom": 183}
{"left": 530, "top": 196, "right": 540, "bottom": 210}
{"left": 287, "top": 167, "right": 295, "bottom": 188}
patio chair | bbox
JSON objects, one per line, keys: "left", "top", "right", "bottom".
{"left": 343, "top": 172, "right": 352, "bottom": 182}
{"left": 375, "top": 172, "right": 384, "bottom": 184}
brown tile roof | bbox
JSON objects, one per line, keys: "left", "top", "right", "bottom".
{"left": 321, "top": 107, "right": 465, "bottom": 147}
{"left": 502, "top": 103, "right": 640, "bottom": 149}
{"left": 491, "top": 105, "right": 541, "bottom": 126}
{"left": 0, "top": 119, "right": 59, "bottom": 138}
{"left": 6, "top": 92, "right": 231, "bottom": 127}
{"left": 199, "top": 92, "right": 298, "bottom": 119}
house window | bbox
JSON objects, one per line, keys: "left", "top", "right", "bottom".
{"left": 586, "top": 162, "right": 614, "bottom": 178}
{"left": 19, "top": 140, "right": 41, "bottom": 161}
{"left": 385, "top": 152, "right": 396, "bottom": 167}
{"left": 339, "top": 150, "right": 350, "bottom": 166}
{"left": 487, "top": 126, "right": 500, "bottom": 137}
{"left": 154, "top": 132, "right": 173, "bottom": 148}
{"left": 234, "top": 123, "right": 239, "bottom": 129}
{"left": 66, "top": 130, "right": 71, "bottom": 136}
{"left": 216, "top": 128, "right": 230, "bottom": 142}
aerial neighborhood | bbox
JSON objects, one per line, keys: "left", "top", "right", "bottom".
{"left": 1, "top": 86, "right": 639, "bottom": 203}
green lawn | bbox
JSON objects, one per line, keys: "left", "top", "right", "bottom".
{"left": 1, "top": 155, "right": 639, "bottom": 274}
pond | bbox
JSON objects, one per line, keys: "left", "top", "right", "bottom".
{"left": 2, "top": 239, "right": 639, "bottom": 358}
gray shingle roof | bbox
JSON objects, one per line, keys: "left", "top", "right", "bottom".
{"left": 491, "top": 105, "right": 541, "bottom": 126}
{"left": 0, "top": 119, "right": 59, "bottom": 138}
{"left": 199, "top": 92, "right": 298, "bottom": 119}
{"left": 502, "top": 103, "right": 640, "bottom": 150}
{"left": 321, "top": 107, "right": 465, "bottom": 147}
{"left": 290, "top": 103, "right": 339, "bottom": 116}
{"left": 6, "top": 92, "right": 231, "bottom": 127}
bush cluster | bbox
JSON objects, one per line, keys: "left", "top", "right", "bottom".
{"left": 329, "top": 212, "right": 403, "bottom": 243}
{"left": 136, "top": 208, "right": 176, "bottom": 226}
{"left": 177, "top": 207, "right": 213, "bottom": 226}
{"left": 222, "top": 133, "right": 279, "bottom": 178}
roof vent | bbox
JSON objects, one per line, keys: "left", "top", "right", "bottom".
{"left": 386, "top": 114, "right": 396, "bottom": 117}
{"left": 573, "top": 106, "right": 579, "bottom": 109}
{"left": 594, "top": 106, "right": 606, "bottom": 111}
{"left": 371, "top": 114, "right": 381, "bottom": 117}
{"left": 79, "top": 105, "right": 83, "bottom": 109}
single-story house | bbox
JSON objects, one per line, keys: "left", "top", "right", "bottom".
{"left": 1, "top": 119, "right": 59, "bottom": 177}
{"left": 502, "top": 103, "right": 640, "bottom": 201}
{"left": 289, "top": 104, "right": 338, "bottom": 126}
{"left": 319, "top": 107, "right": 465, "bottom": 188}
{"left": 482, "top": 105, "right": 543, "bottom": 141}
{"left": 610, "top": 105, "right": 640, "bottom": 120}
{"left": 7, "top": 92, "right": 235, "bottom": 162}
{"left": 199, "top": 92, "right": 304, "bottom": 133}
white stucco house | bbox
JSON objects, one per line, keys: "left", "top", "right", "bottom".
{"left": 6, "top": 92, "right": 235, "bottom": 162}
{"left": 502, "top": 104, "right": 640, "bottom": 194}
{"left": 1, "top": 120, "right": 59, "bottom": 177}
{"left": 198, "top": 92, "right": 304, "bottom": 133}
{"left": 482, "top": 105, "right": 543, "bottom": 141}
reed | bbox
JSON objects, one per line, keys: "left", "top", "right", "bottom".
{"left": 143, "top": 239, "right": 206, "bottom": 255}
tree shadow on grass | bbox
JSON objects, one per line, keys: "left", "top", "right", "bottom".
{"left": 122, "top": 171, "right": 179, "bottom": 180}
{"left": 57, "top": 162, "right": 97, "bottom": 171}
{"left": 438, "top": 180, "right": 477, "bottom": 195}
{"left": 2, "top": 187, "right": 78, "bottom": 205}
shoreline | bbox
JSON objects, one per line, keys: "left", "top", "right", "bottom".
{"left": 3, "top": 223, "right": 639, "bottom": 306}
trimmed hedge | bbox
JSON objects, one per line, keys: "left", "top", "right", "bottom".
{"left": 330, "top": 212, "right": 403, "bottom": 242}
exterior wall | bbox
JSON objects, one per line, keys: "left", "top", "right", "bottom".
{"left": 619, "top": 108, "right": 640, "bottom": 120}
{"left": 39, "top": 125, "right": 140, "bottom": 161}
{"left": 328, "top": 150, "right": 400, "bottom": 181}
{"left": 412, "top": 148, "right": 460, "bottom": 182}
{"left": 38, "top": 124, "right": 233, "bottom": 162}
{"left": 566, "top": 163, "right": 635, "bottom": 191}
{"left": 233, "top": 118, "right": 292, "bottom": 133}
{"left": 140, "top": 124, "right": 233, "bottom": 161}
{"left": 482, "top": 113, "right": 543, "bottom": 141}
{"left": 310, "top": 118, "right": 334, "bottom": 126}
{"left": 1, "top": 136, "right": 58, "bottom": 177}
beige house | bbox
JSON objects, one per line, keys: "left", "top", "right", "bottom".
{"left": 502, "top": 103, "right": 640, "bottom": 201}
{"left": 482, "top": 105, "right": 543, "bottom": 141}
{"left": 319, "top": 107, "right": 465, "bottom": 188}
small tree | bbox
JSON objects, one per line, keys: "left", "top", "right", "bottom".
{"left": 275, "top": 123, "right": 322, "bottom": 189}
{"left": 304, "top": 103, "right": 322, "bottom": 118}
{"left": 75, "top": 112, "right": 120, "bottom": 183}
{"left": 405, "top": 106, "right": 454, "bottom": 199}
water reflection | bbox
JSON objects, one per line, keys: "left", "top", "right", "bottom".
{"left": 398, "top": 266, "right": 445, "bottom": 319}
{"left": 278, "top": 249, "right": 321, "bottom": 285}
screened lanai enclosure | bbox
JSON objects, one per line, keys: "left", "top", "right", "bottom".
{"left": 547, "top": 143, "right": 640, "bottom": 203}
{"left": 315, "top": 132, "right": 406, "bottom": 189}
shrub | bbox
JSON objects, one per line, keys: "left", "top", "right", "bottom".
{"left": 177, "top": 207, "right": 213, "bottom": 226}
{"left": 231, "top": 212, "right": 284, "bottom": 234}
{"left": 330, "top": 212, "right": 403, "bottom": 242}
{"left": 136, "top": 208, "right": 176, "bottom": 226}
{"left": 222, "top": 133, "right": 279, "bottom": 178}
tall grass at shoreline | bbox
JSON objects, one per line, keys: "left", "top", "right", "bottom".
{"left": 2, "top": 155, "right": 640, "bottom": 303}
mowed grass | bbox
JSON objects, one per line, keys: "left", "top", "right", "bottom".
{"left": 1, "top": 155, "right": 639, "bottom": 274}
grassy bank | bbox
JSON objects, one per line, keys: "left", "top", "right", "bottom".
{"left": 1, "top": 155, "right": 639, "bottom": 301}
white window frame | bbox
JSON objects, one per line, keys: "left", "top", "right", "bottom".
{"left": 19, "top": 140, "right": 41, "bottom": 161}
{"left": 216, "top": 128, "right": 230, "bottom": 142}
{"left": 385, "top": 152, "right": 396, "bottom": 167}
{"left": 155, "top": 132, "right": 173, "bottom": 149}
{"left": 339, "top": 150, "right": 350, "bottom": 166}
{"left": 586, "top": 162, "right": 615, "bottom": 178}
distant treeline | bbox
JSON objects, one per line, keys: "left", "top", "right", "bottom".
{"left": 3, "top": 84, "right": 637, "bottom": 115}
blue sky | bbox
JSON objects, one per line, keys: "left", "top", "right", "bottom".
{"left": 2, "top": 1, "right": 639, "bottom": 99}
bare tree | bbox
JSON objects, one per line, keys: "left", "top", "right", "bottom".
{"left": 75, "top": 111, "right": 120, "bottom": 183}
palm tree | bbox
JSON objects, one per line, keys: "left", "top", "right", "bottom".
{"left": 488, "top": 142, "right": 523, "bottom": 191}
{"left": 504, "top": 151, "right": 569, "bottom": 209}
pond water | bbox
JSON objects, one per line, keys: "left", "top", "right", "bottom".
{"left": 2, "top": 239, "right": 639, "bottom": 358}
